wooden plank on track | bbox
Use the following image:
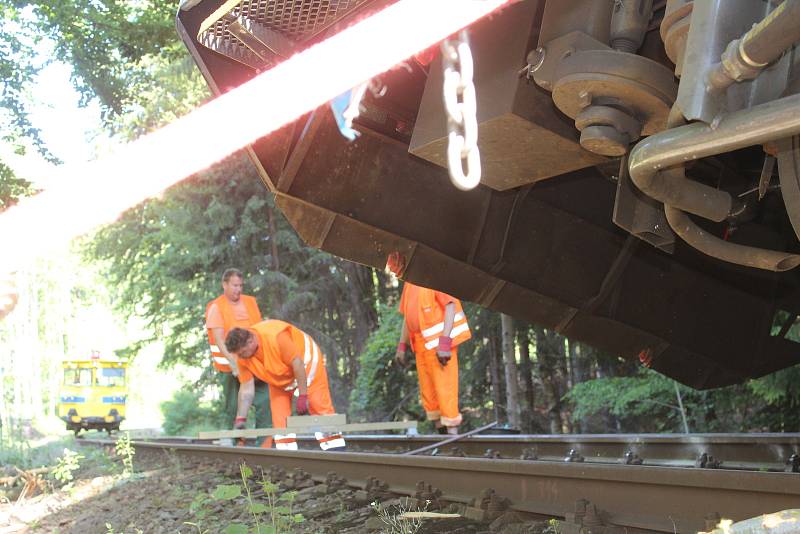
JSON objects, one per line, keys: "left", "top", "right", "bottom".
{"left": 286, "top": 414, "right": 346, "bottom": 427}
{"left": 198, "top": 421, "right": 417, "bottom": 440}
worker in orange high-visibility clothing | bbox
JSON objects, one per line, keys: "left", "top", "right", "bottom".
{"left": 205, "top": 268, "right": 270, "bottom": 432}
{"left": 387, "top": 252, "right": 471, "bottom": 435}
{"left": 225, "top": 320, "right": 345, "bottom": 451}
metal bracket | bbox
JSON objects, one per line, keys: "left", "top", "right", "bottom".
{"left": 613, "top": 155, "right": 675, "bottom": 252}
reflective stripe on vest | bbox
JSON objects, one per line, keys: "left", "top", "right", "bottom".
{"left": 206, "top": 295, "right": 261, "bottom": 372}
{"left": 315, "top": 432, "right": 346, "bottom": 450}
{"left": 274, "top": 433, "right": 298, "bottom": 450}
{"left": 421, "top": 312, "right": 466, "bottom": 338}
{"left": 421, "top": 310, "right": 470, "bottom": 350}
{"left": 209, "top": 344, "right": 230, "bottom": 365}
{"left": 283, "top": 333, "right": 321, "bottom": 391}
{"left": 424, "top": 321, "right": 470, "bottom": 350}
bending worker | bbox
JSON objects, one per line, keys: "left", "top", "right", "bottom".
{"left": 388, "top": 253, "right": 471, "bottom": 435}
{"left": 205, "top": 268, "right": 270, "bottom": 432}
{"left": 225, "top": 319, "right": 345, "bottom": 451}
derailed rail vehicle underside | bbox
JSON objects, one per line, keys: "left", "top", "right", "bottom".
{"left": 177, "top": 0, "right": 800, "bottom": 389}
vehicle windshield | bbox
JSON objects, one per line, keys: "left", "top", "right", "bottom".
{"left": 95, "top": 367, "right": 125, "bottom": 387}
{"left": 64, "top": 368, "right": 92, "bottom": 386}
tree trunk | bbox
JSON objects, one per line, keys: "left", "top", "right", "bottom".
{"left": 488, "top": 330, "right": 504, "bottom": 423}
{"left": 266, "top": 204, "right": 283, "bottom": 311}
{"left": 553, "top": 335, "right": 572, "bottom": 433}
{"left": 533, "top": 326, "right": 565, "bottom": 434}
{"left": 342, "top": 263, "right": 378, "bottom": 385}
{"left": 517, "top": 327, "right": 535, "bottom": 433}
{"left": 267, "top": 204, "right": 281, "bottom": 273}
{"left": 501, "top": 314, "right": 521, "bottom": 430}
{"left": 569, "top": 341, "right": 591, "bottom": 432}
{"left": 374, "top": 269, "right": 392, "bottom": 305}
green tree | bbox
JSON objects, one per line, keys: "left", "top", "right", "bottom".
{"left": 349, "top": 304, "right": 420, "bottom": 421}
{"left": 566, "top": 365, "right": 800, "bottom": 433}
{"left": 9, "top": 0, "right": 181, "bottom": 121}
{"left": 0, "top": 0, "right": 202, "bottom": 208}
{"left": 83, "top": 151, "right": 382, "bottom": 412}
{"left": 161, "top": 387, "right": 224, "bottom": 435}
{"left": 0, "top": 161, "right": 35, "bottom": 211}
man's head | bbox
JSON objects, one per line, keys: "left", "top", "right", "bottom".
{"left": 222, "top": 268, "right": 244, "bottom": 302}
{"left": 386, "top": 251, "right": 406, "bottom": 278}
{"left": 225, "top": 327, "right": 258, "bottom": 358}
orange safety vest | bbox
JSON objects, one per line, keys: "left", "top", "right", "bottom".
{"left": 414, "top": 286, "right": 471, "bottom": 352}
{"left": 241, "top": 320, "right": 324, "bottom": 390}
{"left": 205, "top": 294, "right": 262, "bottom": 372}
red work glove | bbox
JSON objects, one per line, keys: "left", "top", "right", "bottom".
{"left": 436, "top": 336, "right": 452, "bottom": 366}
{"left": 296, "top": 394, "right": 309, "bottom": 415}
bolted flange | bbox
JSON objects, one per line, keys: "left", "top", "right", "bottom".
{"left": 580, "top": 125, "right": 630, "bottom": 156}
{"left": 552, "top": 49, "right": 677, "bottom": 156}
{"left": 575, "top": 103, "right": 643, "bottom": 155}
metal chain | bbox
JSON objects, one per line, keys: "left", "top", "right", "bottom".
{"left": 442, "top": 30, "right": 481, "bottom": 190}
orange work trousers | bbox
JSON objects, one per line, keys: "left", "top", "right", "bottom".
{"left": 414, "top": 344, "right": 462, "bottom": 427}
{"left": 261, "top": 363, "right": 336, "bottom": 449}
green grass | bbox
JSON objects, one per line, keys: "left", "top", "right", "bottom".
{"left": 0, "top": 433, "right": 79, "bottom": 470}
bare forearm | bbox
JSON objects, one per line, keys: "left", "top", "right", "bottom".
{"left": 213, "top": 328, "right": 237, "bottom": 366}
{"left": 237, "top": 380, "right": 255, "bottom": 418}
{"left": 442, "top": 302, "right": 456, "bottom": 337}
{"left": 400, "top": 322, "right": 410, "bottom": 345}
{"left": 291, "top": 358, "right": 308, "bottom": 395}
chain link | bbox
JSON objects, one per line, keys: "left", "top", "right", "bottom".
{"left": 441, "top": 30, "right": 481, "bottom": 190}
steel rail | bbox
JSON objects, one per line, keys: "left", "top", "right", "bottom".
{"left": 82, "top": 438, "right": 800, "bottom": 533}
{"left": 126, "top": 432, "right": 800, "bottom": 471}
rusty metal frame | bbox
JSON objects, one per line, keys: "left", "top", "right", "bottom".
{"left": 176, "top": 1, "right": 800, "bottom": 388}
{"left": 276, "top": 109, "right": 324, "bottom": 193}
{"left": 555, "top": 235, "right": 639, "bottom": 333}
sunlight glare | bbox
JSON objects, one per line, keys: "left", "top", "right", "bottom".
{"left": 0, "top": 0, "right": 511, "bottom": 273}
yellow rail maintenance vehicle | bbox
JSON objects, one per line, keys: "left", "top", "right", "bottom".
{"left": 58, "top": 354, "right": 128, "bottom": 435}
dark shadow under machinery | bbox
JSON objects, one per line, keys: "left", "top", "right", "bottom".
{"left": 177, "top": 0, "right": 800, "bottom": 389}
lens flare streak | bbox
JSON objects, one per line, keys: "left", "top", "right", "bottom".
{"left": 0, "top": 0, "right": 511, "bottom": 272}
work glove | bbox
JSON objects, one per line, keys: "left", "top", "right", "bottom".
{"left": 436, "top": 336, "right": 452, "bottom": 367}
{"left": 296, "top": 394, "right": 309, "bottom": 415}
{"left": 394, "top": 342, "right": 410, "bottom": 369}
{"left": 234, "top": 416, "right": 247, "bottom": 430}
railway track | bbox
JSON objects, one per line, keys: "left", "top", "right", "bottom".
{"left": 81, "top": 433, "right": 800, "bottom": 533}
{"left": 135, "top": 432, "right": 800, "bottom": 471}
